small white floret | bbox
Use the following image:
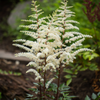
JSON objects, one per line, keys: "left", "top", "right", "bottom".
{"left": 46, "top": 78, "right": 55, "bottom": 89}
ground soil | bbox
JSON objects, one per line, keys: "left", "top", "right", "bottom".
{"left": 0, "top": 1, "right": 100, "bottom": 100}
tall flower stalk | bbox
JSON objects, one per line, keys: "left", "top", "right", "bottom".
{"left": 13, "top": 0, "right": 92, "bottom": 99}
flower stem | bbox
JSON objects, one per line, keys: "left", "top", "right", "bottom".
{"left": 55, "top": 64, "right": 62, "bottom": 100}
{"left": 43, "top": 55, "right": 47, "bottom": 99}
{"left": 43, "top": 71, "right": 46, "bottom": 99}
{"left": 39, "top": 69, "right": 42, "bottom": 100}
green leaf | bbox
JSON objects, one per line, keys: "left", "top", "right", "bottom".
{"left": 97, "top": 92, "right": 100, "bottom": 96}
{"left": 89, "top": 55, "right": 94, "bottom": 60}
{"left": 16, "top": 72, "right": 21, "bottom": 75}
{"left": 83, "top": 54, "right": 90, "bottom": 60}
{"left": 59, "top": 83, "right": 65, "bottom": 91}
{"left": 74, "top": 71, "right": 78, "bottom": 75}
{"left": 48, "top": 39, "right": 55, "bottom": 42}
{"left": 54, "top": 75, "right": 58, "bottom": 78}
{"left": 63, "top": 93, "right": 69, "bottom": 97}
{"left": 9, "top": 71, "right": 13, "bottom": 74}
{"left": 61, "top": 87, "right": 70, "bottom": 91}
{"left": 64, "top": 69, "right": 73, "bottom": 74}
{"left": 49, "top": 83, "right": 57, "bottom": 92}
{"left": 46, "top": 94, "right": 55, "bottom": 99}
{"left": 89, "top": 64, "right": 98, "bottom": 71}
{"left": 84, "top": 45, "right": 91, "bottom": 48}
{"left": 4, "top": 71, "right": 8, "bottom": 75}
{"left": 51, "top": 95, "right": 55, "bottom": 99}
{"left": 80, "top": 67, "right": 87, "bottom": 71}
{"left": 58, "top": 97, "right": 63, "bottom": 100}
{"left": 77, "top": 65, "right": 82, "bottom": 70}
{"left": 33, "top": 83, "right": 39, "bottom": 86}
{"left": 85, "top": 95, "right": 91, "bottom": 100}
{"left": 27, "top": 93, "right": 33, "bottom": 97}
{"left": 65, "top": 75, "right": 72, "bottom": 79}
{"left": 64, "top": 98, "right": 71, "bottom": 100}
{"left": 66, "top": 78, "right": 72, "bottom": 86}
{"left": 92, "top": 93, "right": 97, "bottom": 99}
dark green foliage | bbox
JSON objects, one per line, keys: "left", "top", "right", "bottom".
{"left": 0, "top": 92, "right": 2, "bottom": 99}
{"left": 64, "top": 0, "right": 100, "bottom": 87}
{"left": 25, "top": 82, "right": 75, "bottom": 100}
{"left": 59, "top": 83, "right": 76, "bottom": 100}
{"left": 85, "top": 92, "right": 100, "bottom": 100}
{"left": 48, "top": 83, "right": 57, "bottom": 92}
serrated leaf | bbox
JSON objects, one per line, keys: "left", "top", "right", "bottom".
{"left": 92, "top": 93, "right": 97, "bottom": 99}
{"left": 85, "top": 95, "right": 91, "bottom": 100}
{"left": 66, "top": 78, "right": 72, "bottom": 86}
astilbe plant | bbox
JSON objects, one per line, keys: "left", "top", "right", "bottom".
{"left": 13, "top": 0, "right": 92, "bottom": 99}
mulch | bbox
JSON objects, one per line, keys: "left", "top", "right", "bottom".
{"left": 0, "top": 58, "right": 36, "bottom": 100}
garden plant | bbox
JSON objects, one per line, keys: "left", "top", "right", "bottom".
{"left": 13, "top": 0, "right": 93, "bottom": 99}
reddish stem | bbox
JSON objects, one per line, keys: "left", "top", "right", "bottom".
{"left": 39, "top": 69, "right": 42, "bottom": 100}
{"left": 55, "top": 64, "right": 62, "bottom": 100}
{"left": 43, "top": 55, "right": 47, "bottom": 99}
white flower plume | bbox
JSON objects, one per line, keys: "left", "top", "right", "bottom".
{"left": 13, "top": 0, "right": 92, "bottom": 87}
{"left": 26, "top": 69, "right": 44, "bottom": 81}
{"left": 46, "top": 78, "right": 55, "bottom": 89}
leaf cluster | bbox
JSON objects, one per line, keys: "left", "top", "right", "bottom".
{"left": 85, "top": 92, "right": 100, "bottom": 100}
